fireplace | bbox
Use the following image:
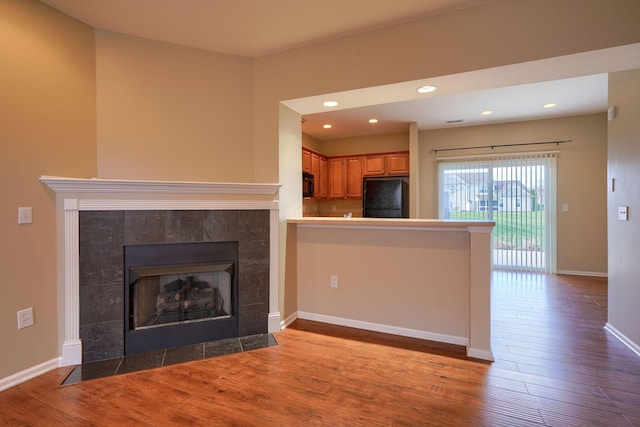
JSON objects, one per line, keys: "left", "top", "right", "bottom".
{"left": 124, "top": 241, "right": 239, "bottom": 355}
{"left": 41, "top": 175, "right": 281, "bottom": 367}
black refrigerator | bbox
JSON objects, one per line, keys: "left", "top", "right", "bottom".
{"left": 362, "top": 177, "right": 409, "bottom": 218}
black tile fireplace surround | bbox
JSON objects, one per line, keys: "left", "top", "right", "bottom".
{"left": 79, "top": 209, "right": 270, "bottom": 363}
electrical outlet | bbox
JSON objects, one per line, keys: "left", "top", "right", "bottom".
{"left": 330, "top": 275, "right": 339, "bottom": 288}
{"left": 17, "top": 308, "right": 34, "bottom": 329}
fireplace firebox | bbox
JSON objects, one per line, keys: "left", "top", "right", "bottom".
{"left": 124, "top": 241, "right": 239, "bottom": 355}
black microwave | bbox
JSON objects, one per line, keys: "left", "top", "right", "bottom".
{"left": 302, "top": 172, "right": 314, "bottom": 198}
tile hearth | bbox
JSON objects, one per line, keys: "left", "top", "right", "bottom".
{"left": 62, "top": 333, "right": 277, "bottom": 386}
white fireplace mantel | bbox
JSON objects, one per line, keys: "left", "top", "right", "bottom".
{"left": 41, "top": 176, "right": 281, "bottom": 367}
{"left": 40, "top": 175, "right": 281, "bottom": 195}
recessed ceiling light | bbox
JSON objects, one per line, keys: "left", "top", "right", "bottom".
{"left": 322, "top": 101, "right": 339, "bottom": 107}
{"left": 323, "top": 124, "right": 332, "bottom": 129}
{"left": 417, "top": 85, "right": 437, "bottom": 94}
{"left": 544, "top": 103, "right": 557, "bottom": 108}
{"left": 369, "top": 119, "right": 379, "bottom": 124}
{"left": 481, "top": 110, "right": 493, "bottom": 115}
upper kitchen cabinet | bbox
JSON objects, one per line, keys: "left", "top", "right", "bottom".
{"left": 302, "top": 149, "right": 312, "bottom": 173}
{"left": 327, "top": 157, "right": 346, "bottom": 199}
{"left": 311, "top": 152, "right": 327, "bottom": 198}
{"left": 303, "top": 147, "right": 328, "bottom": 198}
{"left": 328, "top": 156, "right": 362, "bottom": 199}
{"left": 345, "top": 156, "right": 363, "bottom": 198}
{"left": 363, "top": 152, "right": 409, "bottom": 176}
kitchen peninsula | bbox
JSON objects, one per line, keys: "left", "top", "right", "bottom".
{"left": 285, "top": 217, "right": 495, "bottom": 361}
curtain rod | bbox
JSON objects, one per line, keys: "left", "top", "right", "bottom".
{"left": 430, "top": 139, "right": 571, "bottom": 154}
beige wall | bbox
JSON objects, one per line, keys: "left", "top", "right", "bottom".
{"left": 0, "top": 0, "right": 96, "bottom": 378}
{"left": 418, "top": 114, "right": 608, "bottom": 275}
{"left": 313, "top": 132, "right": 409, "bottom": 157}
{"left": 295, "top": 226, "right": 470, "bottom": 338}
{"left": 95, "top": 31, "right": 255, "bottom": 182}
{"left": 607, "top": 69, "right": 640, "bottom": 347}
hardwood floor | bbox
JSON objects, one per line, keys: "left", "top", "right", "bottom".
{"left": 1, "top": 271, "right": 639, "bottom": 426}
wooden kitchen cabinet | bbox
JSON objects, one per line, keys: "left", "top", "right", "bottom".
{"left": 305, "top": 149, "right": 406, "bottom": 200}
{"left": 387, "top": 152, "right": 409, "bottom": 175}
{"left": 302, "top": 149, "right": 312, "bottom": 173}
{"left": 345, "top": 156, "right": 363, "bottom": 198}
{"left": 362, "top": 154, "right": 386, "bottom": 176}
{"left": 311, "top": 152, "right": 328, "bottom": 198}
{"left": 328, "top": 157, "right": 346, "bottom": 199}
{"left": 363, "top": 152, "right": 409, "bottom": 176}
{"left": 328, "top": 156, "right": 363, "bottom": 199}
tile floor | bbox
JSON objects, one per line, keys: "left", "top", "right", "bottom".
{"left": 62, "top": 334, "right": 277, "bottom": 386}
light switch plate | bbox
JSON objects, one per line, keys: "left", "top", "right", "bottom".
{"left": 618, "top": 206, "right": 628, "bottom": 221}
{"left": 18, "top": 207, "right": 32, "bottom": 224}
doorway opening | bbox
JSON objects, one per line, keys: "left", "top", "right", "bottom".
{"left": 438, "top": 152, "right": 557, "bottom": 273}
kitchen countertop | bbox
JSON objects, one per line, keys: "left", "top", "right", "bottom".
{"left": 288, "top": 217, "right": 495, "bottom": 231}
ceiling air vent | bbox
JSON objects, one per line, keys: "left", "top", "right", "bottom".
{"left": 446, "top": 119, "right": 464, "bottom": 124}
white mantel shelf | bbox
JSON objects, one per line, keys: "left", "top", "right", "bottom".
{"left": 40, "top": 175, "right": 280, "bottom": 195}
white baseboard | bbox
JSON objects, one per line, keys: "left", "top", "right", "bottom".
{"left": 604, "top": 323, "right": 640, "bottom": 358}
{"left": 281, "top": 312, "right": 298, "bottom": 329}
{"left": 297, "top": 311, "right": 468, "bottom": 347}
{"left": 557, "top": 270, "right": 608, "bottom": 278}
{"left": 467, "top": 347, "right": 495, "bottom": 362}
{"left": 0, "top": 358, "right": 59, "bottom": 393}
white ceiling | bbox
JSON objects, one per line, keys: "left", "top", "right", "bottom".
{"left": 40, "top": 0, "right": 640, "bottom": 140}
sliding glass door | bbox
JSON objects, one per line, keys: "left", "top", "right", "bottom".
{"left": 438, "top": 153, "right": 557, "bottom": 273}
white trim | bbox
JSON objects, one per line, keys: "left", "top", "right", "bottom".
{"left": 467, "top": 348, "right": 495, "bottom": 362}
{"left": 40, "top": 175, "right": 280, "bottom": 195}
{"left": 557, "top": 270, "right": 608, "bottom": 278}
{"left": 604, "top": 323, "right": 640, "bottom": 358}
{"left": 281, "top": 312, "right": 298, "bottom": 329}
{"left": 297, "top": 311, "right": 468, "bottom": 347}
{"left": 0, "top": 358, "right": 59, "bottom": 392}
{"left": 61, "top": 340, "right": 82, "bottom": 366}
{"left": 268, "top": 312, "right": 282, "bottom": 333}
{"left": 78, "top": 199, "right": 278, "bottom": 211}
{"left": 281, "top": 310, "right": 495, "bottom": 361}
{"left": 62, "top": 203, "right": 80, "bottom": 366}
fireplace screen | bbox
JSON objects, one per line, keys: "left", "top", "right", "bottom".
{"left": 124, "top": 241, "right": 239, "bottom": 355}
{"left": 130, "top": 263, "right": 233, "bottom": 330}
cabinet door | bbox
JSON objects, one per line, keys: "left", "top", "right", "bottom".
{"left": 328, "top": 158, "right": 346, "bottom": 199}
{"left": 387, "top": 153, "right": 409, "bottom": 175}
{"left": 311, "top": 153, "right": 321, "bottom": 198}
{"left": 318, "top": 156, "right": 328, "bottom": 198}
{"left": 363, "top": 154, "right": 386, "bottom": 176}
{"left": 346, "top": 156, "right": 363, "bottom": 198}
{"left": 302, "top": 149, "right": 311, "bottom": 173}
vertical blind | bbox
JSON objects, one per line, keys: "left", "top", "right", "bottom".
{"left": 438, "top": 152, "right": 557, "bottom": 273}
